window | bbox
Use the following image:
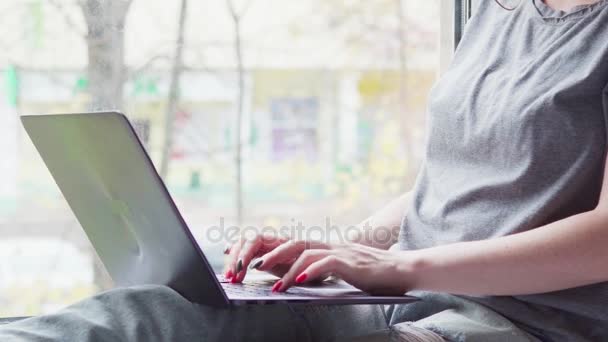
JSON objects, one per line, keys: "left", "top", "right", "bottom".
{"left": 0, "top": 0, "right": 446, "bottom": 317}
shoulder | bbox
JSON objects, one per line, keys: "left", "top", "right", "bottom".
{"left": 462, "top": 0, "right": 509, "bottom": 37}
{"left": 455, "top": 1, "right": 507, "bottom": 53}
{"left": 470, "top": 0, "right": 502, "bottom": 19}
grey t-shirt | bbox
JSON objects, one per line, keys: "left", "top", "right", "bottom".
{"left": 399, "top": 0, "right": 608, "bottom": 340}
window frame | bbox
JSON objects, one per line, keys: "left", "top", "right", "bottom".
{"left": 455, "top": 0, "right": 473, "bottom": 48}
{"left": 439, "top": 0, "right": 473, "bottom": 73}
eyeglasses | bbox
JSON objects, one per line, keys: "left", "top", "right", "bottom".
{"left": 494, "top": 0, "right": 523, "bottom": 10}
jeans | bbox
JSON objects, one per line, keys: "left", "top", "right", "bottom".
{"left": 0, "top": 286, "right": 540, "bottom": 341}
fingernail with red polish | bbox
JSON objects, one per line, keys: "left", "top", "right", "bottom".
{"left": 295, "top": 273, "right": 307, "bottom": 284}
{"left": 225, "top": 270, "right": 233, "bottom": 279}
{"left": 231, "top": 275, "right": 238, "bottom": 283}
{"left": 271, "top": 280, "right": 283, "bottom": 292}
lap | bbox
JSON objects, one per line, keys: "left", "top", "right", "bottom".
{"left": 0, "top": 286, "right": 538, "bottom": 342}
{"left": 0, "top": 285, "right": 387, "bottom": 342}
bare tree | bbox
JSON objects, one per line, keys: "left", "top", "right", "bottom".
{"left": 160, "top": 0, "right": 189, "bottom": 180}
{"left": 80, "top": 0, "right": 133, "bottom": 111}
{"left": 227, "top": 0, "right": 252, "bottom": 224}
{"left": 79, "top": 0, "right": 133, "bottom": 290}
{"left": 14, "top": 0, "right": 135, "bottom": 291}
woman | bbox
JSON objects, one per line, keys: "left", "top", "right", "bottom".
{"left": 3, "top": 0, "right": 608, "bottom": 340}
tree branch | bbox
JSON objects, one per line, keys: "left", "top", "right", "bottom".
{"left": 159, "top": 0, "right": 188, "bottom": 179}
{"left": 127, "top": 53, "right": 171, "bottom": 81}
{"left": 48, "top": 0, "right": 87, "bottom": 38}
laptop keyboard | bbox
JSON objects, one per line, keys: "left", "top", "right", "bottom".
{"left": 218, "top": 275, "right": 364, "bottom": 298}
{"left": 222, "top": 281, "right": 276, "bottom": 297}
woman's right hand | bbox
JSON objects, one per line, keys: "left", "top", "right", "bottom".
{"left": 224, "top": 234, "right": 331, "bottom": 283}
{"left": 224, "top": 233, "right": 290, "bottom": 283}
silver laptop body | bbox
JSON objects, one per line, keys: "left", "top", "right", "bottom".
{"left": 22, "top": 112, "right": 416, "bottom": 307}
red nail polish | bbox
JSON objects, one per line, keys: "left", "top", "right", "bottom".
{"left": 226, "top": 270, "right": 233, "bottom": 279}
{"left": 272, "top": 280, "right": 283, "bottom": 292}
{"left": 230, "top": 275, "right": 238, "bottom": 283}
{"left": 295, "top": 273, "right": 307, "bottom": 284}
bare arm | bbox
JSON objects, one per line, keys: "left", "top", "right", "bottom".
{"left": 227, "top": 191, "right": 411, "bottom": 282}
{"left": 400, "top": 156, "right": 608, "bottom": 296}
{"left": 349, "top": 191, "right": 411, "bottom": 250}
{"left": 260, "top": 156, "right": 608, "bottom": 295}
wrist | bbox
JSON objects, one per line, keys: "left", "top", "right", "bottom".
{"left": 393, "top": 250, "right": 434, "bottom": 292}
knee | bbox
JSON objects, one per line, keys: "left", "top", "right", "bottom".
{"left": 90, "top": 285, "right": 204, "bottom": 339}
{"left": 122, "top": 284, "right": 183, "bottom": 299}
{"left": 95, "top": 285, "right": 192, "bottom": 312}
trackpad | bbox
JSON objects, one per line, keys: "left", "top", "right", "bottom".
{"left": 290, "top": 281, "right": 364, "bottom": 297}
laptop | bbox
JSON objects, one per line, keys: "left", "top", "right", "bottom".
{"left": 21, "top": 112, "right": 416, "bottom": 307}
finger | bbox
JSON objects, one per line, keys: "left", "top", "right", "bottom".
{"left": 266, "top": 263, "right": 292, "bottom": 278}
{"left": 256, "top": 240, "right": 307, "bottom": 272}
{"left": 234, "top": 236, "right": 263, "bottom": 282}
{"left": 225, "top": 238, "right": 244, "bottom": 281}
{"left": 258, "top": 233, "right": 290, "bottom": 250}
{"left": 224, "top": 242, "right": 232, "bottom": 255}
{"left": 258, "top": 240, "right": 330, "bottom": 272}
{"left": 275, "top": 250, "right": 331, "bottom": 292}
{"left": 222, "top": 242, "right": 236, "bottom": 276}
{"left": 293, "top": 255, "right": 346, "bottom": 287}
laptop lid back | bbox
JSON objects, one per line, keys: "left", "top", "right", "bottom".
{"left": 21, "top": 112, "right": 228, "bottom": 307}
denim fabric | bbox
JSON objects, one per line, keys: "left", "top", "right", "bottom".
{"left": 0, "top": 285, "right": 386, "bottom": 342}
{"left": 0, "top": 285, "right": 548, "bottom": 342}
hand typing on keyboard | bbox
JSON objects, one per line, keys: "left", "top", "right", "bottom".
{"left": 224, "top": 234, "right": 331, "bottom": 285}
{"left": 224, "top": 234, "right": 414, "bottom": 297}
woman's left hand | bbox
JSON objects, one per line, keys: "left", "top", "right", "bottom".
{"left": 255, "top": 241, "right": 416, "bottom": 295}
